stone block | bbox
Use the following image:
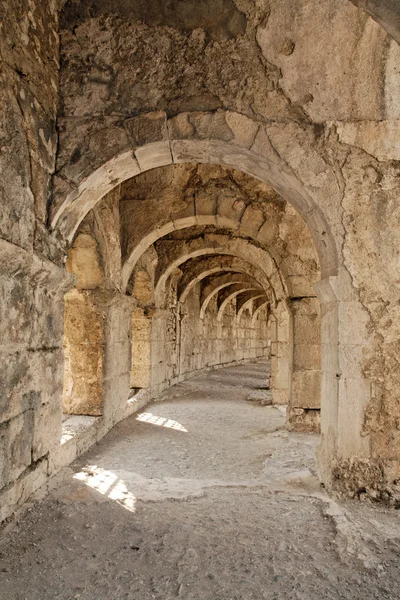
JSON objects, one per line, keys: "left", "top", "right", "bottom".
{"left": 287, "top": 408, "right": 320, "bottom": 433}
{"left": 291, "top": 370, "right": 321, "bottom": 409}
{"left": 272, "top": 388, "right": 289, "bottom": 405}
{"left": 134, "top": 141, "right": 173, "bottom": 173}
{"left": 32, "top": 400, "right": 62, "bottom": 461}
{"left": 293, "top": 343, "right": 321, "bottom": 371}
{"left": 0, "top": 457, "right": 48, "bottom": 524}
{"left": 225, "top": 112, "right": 259, "bottom": 149}
{"left": 7, "top": 411, "right": 35, "bottom": 484}
{"left": 240, "top": 205, "right": 265, "bottom": 237}
{"left": 338, "top": 301, "right": 368, "bottom": 346}
{"left": 320, "top": 343, "right": 339, "bottom": 375}
{"left": 63, "top": 290, "right": 105, "bottom": 416}
{"left": 124, "top": 111, "right": 168, "bottom": 147}
{"left": 338, "top": 377, "right": 371, "bottom": 457}
{"left": 338, "top": 343, "right": 364, "bottom": 379}
{"left": 336, "top": 121, "right": 400, "bottom": 162}
{"left": 293, "top": 314, "right": 321, "bottom": 345}
{"left": 59, "top": 118, "right": 130, "bottom": 184}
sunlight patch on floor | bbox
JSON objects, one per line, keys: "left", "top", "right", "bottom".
{"left": 136, "top": 412, "right": 188, "bottom": 432}
{"left": 74, "top": 467, "right": 136, "bottom": 512}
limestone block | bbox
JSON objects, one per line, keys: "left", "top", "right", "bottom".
{"left": 194, "top": 192, "right": 217, "bottom": 216}
{"left": 291, "top": 297, "right": 320, "bottom": 315}
{"left": 293, "top": 314, "right": 321, "bottom": 345}
{"left": 240, "top": 205, "right": 265, "bottom": 237}
{"left": 218, "top": 195, "right": 246, "bottom": 223}
{"left": 196, "top": 214, "right": 218, "bottom": 227}
{"left": 336, "top": 121, "right": 400, "bottom": 162}
{"left": 225, "top": 112, "right": 259, "bottom": 148}
{"left": 0, "top": 78, "right": 34, "bottom": 250}
{"left": 135, "top": 141, "right": 173, "bottom": 172}
{"left": 338, "top": 343, "right": 364, "bottom": 379}
{"left": 133, "top": 270, "right": 154, "bottom": 305}
{"left": 170, "top": 111, "right": 233, "bottom": 142}
{"left": 291, "top": 370, "right": 321, "bottom": 409}
{"left": 287, "top": 408, "right": 320, "bottom": 434}
{"left": 320, "top": 343, "right": 339, "bottom": 375}
{"left": 32, "top": 400, "right": 62, "bottom": 461}
{"left": 250, "top": 126, "right": 281, "bottom": 166}
{"left": 293, "top": 343, "right": 321, "bottom": 371}
{"left": 277, "top": 341, "right": 290, "bottom": 359}
{"left": 0, "top": 427, "right": 8, "bottom": 489}
{"left": 106, "top": 340, "right": 130, "bottom": 380}
{"left": 105, "top": 300, "right": 132, "bottom": 345}
{"left": 274, "top": 358, "right": 290, "bottom": 389}
{"left": 0, "top": 348, "right": 62, "bottom": 426}
{"left": 256, "top": 219, "right": 279, "bottom": 247}
{"left": 66, "top": 233, "right": 104, "bottom": 290}
{"left": 62, "top": 290, "right": 105, "bottom": 416}
{"left": 170, "top": 138, "right": 227, "bottom": 166}
{"left": 124, "top": 111, "right": 169, "bottom": 147}
{"left": 131, "top": 310, "right": 152, "bottom": 388}
{"left": 6, "top": 411, "right": 34, "bottom": 484}
{"left": 272, "top": 388, "right": 289, "bottom": 405}
{"left": 338, "top": 301, "right": 369, "bottom": 346}
{"left": 0, "top": 270, "right": 35, "bottom": 348}
{"left": 0, "top": 457, "right": 48, "bottom": 524}
{"left": 338, "top": 377, "right": 371, "bottom": 454}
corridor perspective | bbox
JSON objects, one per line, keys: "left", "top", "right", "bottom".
{"left": 3, "top": 0, "right": 400, "bottom": 598}
{"left": 2, "top": 362, "right": 400, "bottom": 600}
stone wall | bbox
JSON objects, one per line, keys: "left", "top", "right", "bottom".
{"left": 0, "top": 0, "right": 68, "bottom": 522}
{"left": 2, "top": 0, "right": 400, "bottom": 524}
{"left": 53, "top": 0, "right": 400, "bottom": 501}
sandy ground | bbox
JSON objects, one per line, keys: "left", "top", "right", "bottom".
{"left": 1, "top": 362, "right": 400, "bottom": 600}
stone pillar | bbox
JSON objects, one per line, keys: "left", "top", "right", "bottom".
{"left": 103, "top": 294, "right": 133, "bottom": 426}
{"left": 63, "top": 289, "right": 107, "bottom": 416}
{"left": 269, "top": 303, "right": 291, "bottom": 405}
{"left": 315, "top": 274, "right": 371, "bottom": 490}
{"left": 0, "top": 241, "right": 73, "bottom": 522}
{"left": 130, "top": 307, "right": 152, "bottom": 389}
{"left": 287, "top": 297, "right": 321, "bottom": 433}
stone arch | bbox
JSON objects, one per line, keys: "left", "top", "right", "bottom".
{"left": 152, "top": 236, "right": 284, "bottom": 307}
{"left": 200, "top": 273, "right": 262, "bottom": 320}
{"left": 122, "top": 214, "right": 289, "bottom": 294}
{"left": 236, "top": 293, "right": 268, "bottom": 325}
{"left": 52, "top": 111, "right": 330, "bottom": 478}
{"left": 51, "top": 111, "right": 338, "bottom": 279}
{"left": 175, "top": 256, "right": 276, "bottom": 306}
{"left": 217, "top": 285, "right": 263, "bottom": 322}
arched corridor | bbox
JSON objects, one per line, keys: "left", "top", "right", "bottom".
{"left": 1, "top": 362, "right": 400, "bottom": 599}
{"left": 3, "top": 0, "right": 400, "bottom": 596}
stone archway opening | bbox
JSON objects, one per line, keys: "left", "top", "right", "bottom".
{"left": 55, "top": 153, "right": 325, "bottom": 470}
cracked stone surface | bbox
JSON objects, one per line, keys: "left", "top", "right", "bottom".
{"left": 1, "top": 362, "right": 400, "bottom": 600}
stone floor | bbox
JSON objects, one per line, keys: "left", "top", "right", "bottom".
{"left": 1, "top": 362, "right": 400, "bottom": 600}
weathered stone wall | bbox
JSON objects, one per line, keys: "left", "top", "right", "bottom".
{"left": 54, "top": 0, "right": 400, "bottom": 501}
{"left": 0, "top": 0, "right": 68, "bottom": 522}
{"left": 2, "top": 0, "right": 400, "bottom": 524}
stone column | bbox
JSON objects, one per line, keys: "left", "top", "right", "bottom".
{"left": 315, "top": 274, "right": 371, "bottom": 490}
{"left": 101, "top": 294, "right": 134, "bottom": 426}
{"left": 287, "top": 297, "right": 321, "bottom": 432}
{"left": 130, "top": 307, "right": 153, "bottom": 389}
{"left": 63, "top": 289, "right": 106, "bottom": 416}
{"left": 269, "top": 303, "right": 291, "bottom": 405}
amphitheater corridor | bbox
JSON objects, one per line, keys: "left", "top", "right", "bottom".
{"left": 0, "top": 362, "right": 399, "bottom": 600}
